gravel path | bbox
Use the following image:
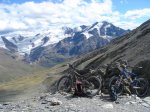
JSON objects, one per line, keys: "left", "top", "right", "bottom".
{"left": 0, "top": 92, "right": 150, "bottom": 112}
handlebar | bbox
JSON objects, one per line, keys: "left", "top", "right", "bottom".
{"left": 67, "top": 63, "right": 75, "bottom": 69}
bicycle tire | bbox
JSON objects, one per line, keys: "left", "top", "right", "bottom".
{"left": 134, "top": 78, "right": 149, "bottom": 97}
{"left": 83, "top": 76, "right": 101, "bottom": 97}
{"left": 109, "top": 76, "right": 124, "bottom": 96}
{"left": 57, "top": 76, "right": 72, "bottom": 94}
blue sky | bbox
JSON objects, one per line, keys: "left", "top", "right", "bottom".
{"left": 0, "top": 0, "right": 150, "bottom": 34}
{"left": 113, "top": 0, "right": 150, "bottom": 13}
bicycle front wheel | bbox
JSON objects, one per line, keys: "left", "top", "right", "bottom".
{"left": 134, "top": 78, "right": 149, "bottom": 97}
{"left": 57, "top": 76, "right": 72, "bottom": 94}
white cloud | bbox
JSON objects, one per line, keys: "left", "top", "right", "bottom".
{"left": 124, "top": 8, "right": 150, "bottom": 20}
{"left": 0, "top": 0, "right": 115, "bottom": 33}
{"left": 0, "top": 0, "right": 149, "bottom": 34}
{"left": 114, "top": 21, "right": 140, "bottom": 30}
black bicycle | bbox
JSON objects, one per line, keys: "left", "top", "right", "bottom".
{"left": 57, "top": 64, "right": 101, "bottom": 97}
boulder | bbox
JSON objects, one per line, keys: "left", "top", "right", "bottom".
{"left": 101, "top": 103, "right": 113, "bottom": 109}
{"left": 45, "top": 97, "right": 62, "bottom": 106}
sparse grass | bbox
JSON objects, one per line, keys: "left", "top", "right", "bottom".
{"left": 0, "top": 60, "right": 68, "bottom": 102}
{"left": 0, "top": 66, "right": 63, "bottom": 91}
{"left": 0, "top": 48, "right": 44, "bottom": 82}
{"left": 0, "top": 48, "right": 70, "bottom": 101}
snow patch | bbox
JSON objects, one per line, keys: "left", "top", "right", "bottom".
{"left": 0, "top": 27, "right": 70, "bottom": 54}
{"left": 83, "top": 32, "right": 92, "bottom": 39}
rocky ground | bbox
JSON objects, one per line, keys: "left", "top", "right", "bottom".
{"left": 0, "top": 92, "right": 150, "bottom": 112}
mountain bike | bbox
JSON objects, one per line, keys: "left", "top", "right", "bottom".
{"left": 109, "top": 64, "right": 149, "bottom": 101}
{"left": 57, "top": 64, "right": 101, "bottom": 97}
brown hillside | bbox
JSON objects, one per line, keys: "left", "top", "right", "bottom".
{"left": 72, "top": 19, "right": 150, "bottom": 80}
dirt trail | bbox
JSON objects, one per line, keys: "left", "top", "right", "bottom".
{"left": 0, "top": 92, "right": 150, "bottom": 112}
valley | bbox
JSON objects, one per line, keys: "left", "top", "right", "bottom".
{"left": 0, "top": 0, "right": 150, "bottom": 111}
{"left": 0, "top": 21, "right": 129, "bottom": 67}
{"left": 0, "top": 19, "right": 150, "bottom": 103}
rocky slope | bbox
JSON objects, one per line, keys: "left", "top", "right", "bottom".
{"left": 0, "top": 92, "right": 150, "bottom": 112}
{"left": 71, "top": 19, "right": 150, "bottom": 81}
{"left": 1, "top": 36, "right": 18, "bottom": 52}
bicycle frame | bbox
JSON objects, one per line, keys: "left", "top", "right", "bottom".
{"left": 68, "top": 66, "right": 97, "bottom": 94}
{"left": 68, "top": 66, "right": 87, "bottom": 91}
{"left": 116, "top": 67, "right": 141, "bottom": 91}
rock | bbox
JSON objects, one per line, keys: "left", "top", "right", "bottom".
{"left": 136, "top": 97, "right": 141, "bottom": 100}
{"left": 0, "top": 104, "right": 3, "bottom": 109}
{"left": 2, "top": 103, "right": 9, "bottom": 106}
{"left": 68, "top": 104, "right": 76, "bottom": 108}
{"left": 125, "top": 102, "right": 130, "bottom": 105}
{"left": 41, "top": 101, "right": 48, "bottom": 104}
{"left": 143, "top": 97, "right": 150, "bottom": 105}
{"left": 46, "top": 98, "right": 62, "bottom": 106}
{"left": 125, "top": 101, "right": 137, "bottom": 105}
{"left": 59, "top": 92, "right": 69, "bottom": 96}
{"left": 45, "top": 97, "right": 52, "bottom": 102}
{"left": 125, "top": 94, "right": 132, "bottom": 99}
{"left": 141, "top": 103, "right": 150, "bottom": 108}
{"left": 39, "top": 96, "right": 46, "bottom": 100}
{"left": 131, "top": 94, "right": 140, "bottom": 100}
{"left": 130, "top": 101, "right": 137, "bottom": 104}
{"left": 101, "top": 103, "right": 113, "bottom": 109}
{"left": 135, "top": 96, "right": 141, "bottom": 101}
{"left": 131, "top": 94, "right": 137, "bottom": 99}
{"left": 115, "top": 101, "right": 120, "bottom": 104}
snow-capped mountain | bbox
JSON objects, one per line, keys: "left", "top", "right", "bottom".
{"left": 0, "top": 28, "right": 73, "bottom": 54}
{"left": 0, "top": 21, "right": 130, "bottom": 66}
{"left": 51, "top": 21, "right": 130, "bottom": 56}
{"left": 29, "top": 21, "right": 129, "bottom": 66}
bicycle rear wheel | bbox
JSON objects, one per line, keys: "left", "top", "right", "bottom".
{"left": 83, "top": 76, "right": 101, "bottom": 97}
{"left": 109, "top": 76, "right": 124, "bottom": 96}
{"left": 109, "top": 85, "right": 118, "bottom": 101}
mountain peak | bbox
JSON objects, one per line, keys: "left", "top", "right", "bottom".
{"left": 1, "top": 36, "right": 18, "bottom": 52}
{"left": 102, "top": 21, "right": 110, "bottom": 24}
{"left": 0, "top": 21, "right": 129, "bottom": 65}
